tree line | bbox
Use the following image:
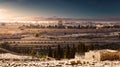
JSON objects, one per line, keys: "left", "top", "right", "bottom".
{"left": 48, "top": 43, "right": 94, "bottom": 60}
{"left": 0, "top": 42, "right": 94, "bottom": 59}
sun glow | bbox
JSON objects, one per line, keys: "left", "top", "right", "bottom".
{"left": 0, "top": 9, "right": 9, "bottom": 21}
{"left": 0, "top": 8, "right": 14, "bottom": 21}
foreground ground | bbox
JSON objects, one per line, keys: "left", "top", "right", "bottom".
{"left": 0, "top": 58, "right": 120, "bottom": 67}
{"left": 0, "top": 53, "right": 120, "bottom": 67}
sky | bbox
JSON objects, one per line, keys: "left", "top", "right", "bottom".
{"left": 0, "top": 0, "right": 120, "bottom": 19}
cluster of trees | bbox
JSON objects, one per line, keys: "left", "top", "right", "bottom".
{"left": 0, "top": 42, "right": 95, "bottom": 60}
{"left": 20, "top": 23, "right": 120, "bottom": 29}
{"left": 20, "top": 24, "right": 65, "bottom": 29}
{"left": 48, "top": 43, "right": 94, "bottom": 60}
{"left": 48, "top": 45, "right": 76, "bottom": 60}
{"left": 0, "top": 42, "right": 11, "bottom": 50}
{"left": 96, "top": 43, "right": 120, "bottom": 50}
{"left": 21, "top": 24, "right": 97, "bottom": 29}
{"left": 102, "top": 25, "right": 120, "bottom": 28}
{"left": 0, "top": 42, "right": 38, "bottom": 55}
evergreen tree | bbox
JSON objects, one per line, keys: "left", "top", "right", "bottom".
{"left": 86, "top": 43, "right": 94, "bottom": 51}
{"left": 90, "top": 43, "right": 94, "bottom": 50}
{"left": 60, "top": 47, "right": 64, "bottom": 58}
{"left": 71, "top": 45, "right": 76, "bottom": 58}
{"left": 53, "top": 49, "right": 56, "bottom": 58}
{"left": 78, "top": 25, "right": 81, "bottom": 29}
{"left": 66, "top": 45, "right": 70, "bottom": 59}
{"left": 35, "top": 33, "right": 39, "bottom": 37}
{"left": 48, "top": 46, "right": 53, "bottom": 57}
{"left": 31, "top": 49, "right": 36, "bottom": 57}
{"left": 54, "top": 45, "right": 62, "bottom": 60}
{"left": 77, "top": 42, "right": 85, "bottom": 53}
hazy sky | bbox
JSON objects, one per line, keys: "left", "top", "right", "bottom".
{"left": 0, "top": 0, "right": 120, "bottom": 19}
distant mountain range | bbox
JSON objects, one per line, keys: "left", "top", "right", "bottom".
{"left": 12, "top": 17, "right": 120, "bottom": 21}
{"left": 1, "top": 17, "right": 120, "bottom": 22}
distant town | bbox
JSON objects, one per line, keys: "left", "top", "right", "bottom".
{"left": 0, "top": 18, "right": 119, "bottom": 67}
